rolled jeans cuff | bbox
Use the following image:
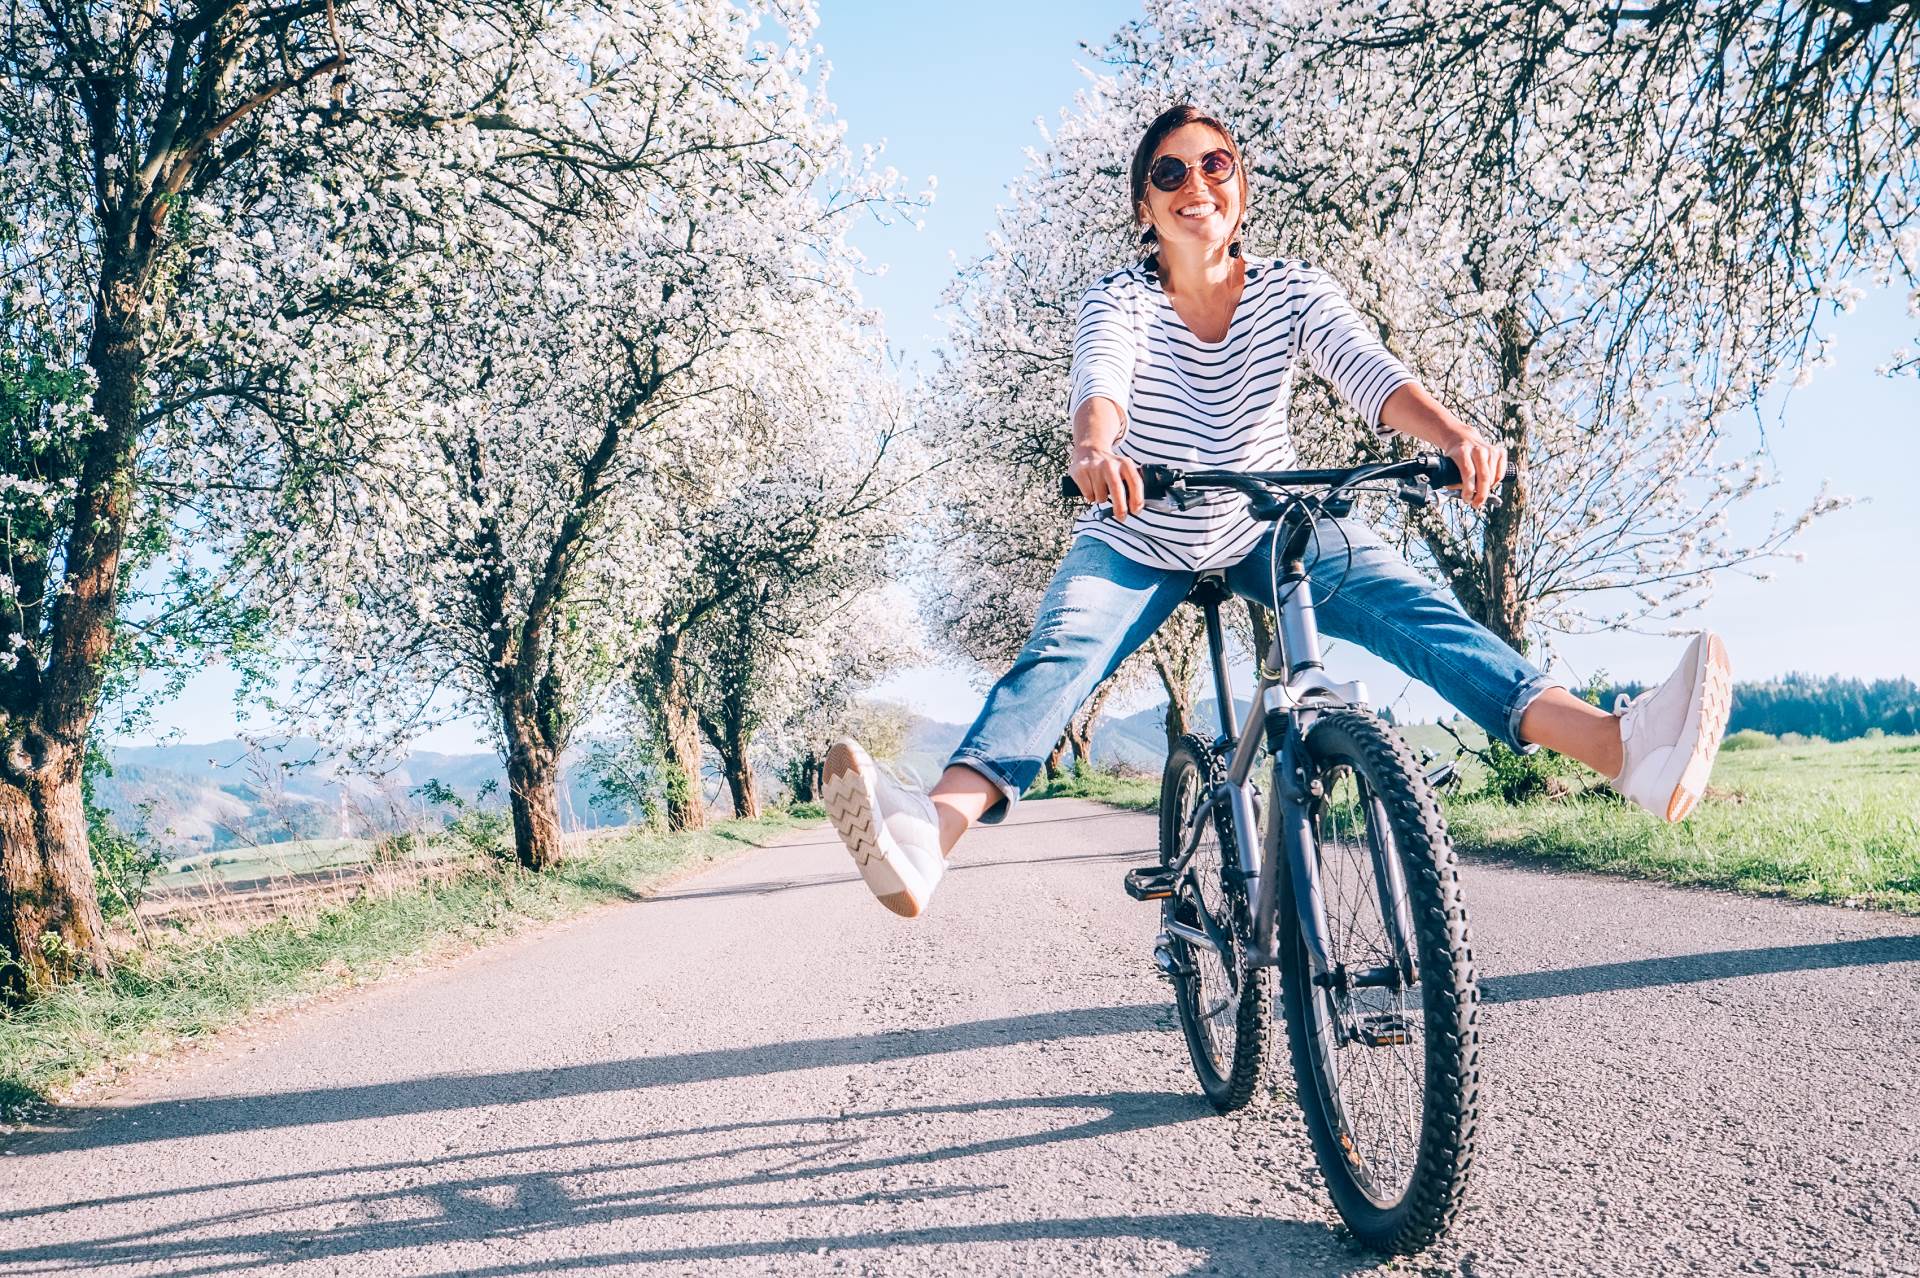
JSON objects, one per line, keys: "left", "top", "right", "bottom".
{"left": 947, "top": 751, "right": 1022, "bottom": 825}
{"left": 1505, "top": 673, "right": 1567, "bottom": 754}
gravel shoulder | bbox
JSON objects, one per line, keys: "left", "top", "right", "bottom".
{"left": 4, "top": 799, "right": 1916, "bottom": 1276}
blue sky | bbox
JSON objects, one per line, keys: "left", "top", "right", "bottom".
{"left": 826, "top": 0, "right": 1920, "bottom": 725}
{"left": 135, "top": 0, "right": 1919, "bottom": 746}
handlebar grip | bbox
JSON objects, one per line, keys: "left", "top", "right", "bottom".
{"left": 1425, "top": 454, "right": 1463, "bottom": 489}
{"left": 1058, "top": 465, "right": 1179, "bottom": 504}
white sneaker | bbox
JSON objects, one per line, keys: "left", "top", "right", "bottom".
{"left": 1613, "top": 632, "right": 1733, "bottom": 822}
{"left": 822, "top": 739, "right": 945, "bottom": 918}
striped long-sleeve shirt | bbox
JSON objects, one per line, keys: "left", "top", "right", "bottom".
{"left": 1067, "top": 256, "right": 1415, "bottom": 571}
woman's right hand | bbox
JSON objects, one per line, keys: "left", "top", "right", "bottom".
{"left": 1068, "top": 445, "right": 1146, "bottom": 521}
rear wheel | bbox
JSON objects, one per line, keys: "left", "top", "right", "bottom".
{"left": 1276, "top": 710, "right": 1480, "bottom": 1253}
{"left": 1160, "top": 734, "right": 1271, "bottom": 1112}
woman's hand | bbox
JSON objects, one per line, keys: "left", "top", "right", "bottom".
{"left": 1378, "top": 384, "right": 1507, "bottom": 510}
{"left": 1069, "top": 444, "right": 1146, "bottom": 520}
{"left": 1442, "top": 434, "right": 1507, "bottom": 510}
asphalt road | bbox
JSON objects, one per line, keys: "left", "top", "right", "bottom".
{"left": 5, "top": 798, "right": 1918, "bottom": 1276}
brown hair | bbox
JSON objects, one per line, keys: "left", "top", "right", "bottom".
{"left": 1129, "top": 104, "right": 1249, "bottom": 272}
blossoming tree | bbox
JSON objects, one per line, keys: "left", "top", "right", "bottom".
{"left": 924, "top": 0, "right": 1853, "bottom": 749}
{"left": 628, "top": 345, "right": 918, "bottom": 827}
{"left": 0, "top": 0, "right": 889, "bottom": 990}
{"left": 265, "top": 1, "right": 902, "bottom": 867}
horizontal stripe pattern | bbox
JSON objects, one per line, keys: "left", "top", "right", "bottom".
{"left": 1066, "top": 257, "right": 1414, "bottom": 571}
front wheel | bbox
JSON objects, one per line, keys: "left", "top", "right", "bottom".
{"left": 1160, "top": 734, "right": 1271, "bottom": 1112}
{"left": 1276, "top": 710, "right": 1480, "bottom": 1253}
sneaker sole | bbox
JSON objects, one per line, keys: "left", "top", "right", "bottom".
{"left": 822, "top": 743, "right": 928, "bottom": 919}
{"left": 1665, "top": 633, "right": 1732, "bottom": 822}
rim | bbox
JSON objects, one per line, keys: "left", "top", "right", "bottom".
{"left": 1305, "top": 761, "right": 1425, "bottom": 1208}
{"left": 1172, "top": 761, "right": 1240, "bottom": 1079}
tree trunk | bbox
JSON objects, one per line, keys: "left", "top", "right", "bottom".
{"left": 1068, "top": 675, "right": 1119, "bottom": 770}
{"left": 0, "top": 294, "right": 145, "bottom": 998}
{"left": 723, "top": 749, "right": 760, "bottom": 819}
{"left": 0, "top": 744, "right": 107, "bottom": 998}
{"left": 1149, "top": 613, "right": 1204, "bottom": 753}
{"left": 786, "top": 750, "right": 820, "bottom": 803}
{"left": 651, "top": 652, "right": 707, "bottom": 832}
{"left": 1483, "top": 303, "right": 1535, "bottom": 653}
{"left": 1045, "top": 733, "right": 1069, "bottom": 780}
{"left": 502, "top": 707, "right": 564, "bottom": 871}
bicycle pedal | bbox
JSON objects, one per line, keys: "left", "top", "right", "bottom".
{"left": 1356, "top": 1013, "right": 1413, "bottom": 1047}
{"left": 1123, "top": 866, "right": 1176, "bottom": 901}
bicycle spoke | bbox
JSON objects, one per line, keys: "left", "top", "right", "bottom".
{"left": 1311, "top": 763, "right": 1425, "bottom": 1205}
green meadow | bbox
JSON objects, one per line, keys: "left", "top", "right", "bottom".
{"left": 1031, "top": 731, "right": 1920, "bottom": 914}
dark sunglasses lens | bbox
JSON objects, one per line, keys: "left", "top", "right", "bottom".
{"left": 1149, "top": 156, "right": 1188, "bottom": 192}
{"left": 1200, "top": 149, "right": 1235, "bottom": 179}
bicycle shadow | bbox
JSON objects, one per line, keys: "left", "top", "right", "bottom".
{"left": 652, "top": 845, "right": 1150, "bottom": 904}
{"left": 4, "top": 1091, "right": 1374, "bottom": 1278}
{"left": 13, "top": 1003, "right": 1179, "bottom": 1155}
{"left": 1480, "top": 933, "right": 1920, "bottom": 1004}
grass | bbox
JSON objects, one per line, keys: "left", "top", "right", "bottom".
{"left": 161, "top": 836, "right": 381, "bottom": 884}
{"left": 1028, "top": 731, "right": 1920, "bottom": 914}
{"left": 0, "top": 811, "right": 812, "bottom": 1119}
{"left": 1027, "top": 765, "right": 1159, "bottom": 810}
{"left": 1444, "top": 734, "right": 1920, "bottom": 912}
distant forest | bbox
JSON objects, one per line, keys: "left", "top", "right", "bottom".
{"left": 1598, "top": 674, "right": 1920, "bottom": 741}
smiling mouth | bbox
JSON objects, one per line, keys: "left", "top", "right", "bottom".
{"left": 1176, "top": 203, "right": 1218, "bottom": 218}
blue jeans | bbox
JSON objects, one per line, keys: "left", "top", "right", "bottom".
{"left": 950, "top": 523, "right": 1561, "bottom": 823}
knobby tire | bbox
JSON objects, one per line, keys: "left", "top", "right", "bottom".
{"left": 1276, "top": 709, "right": 1480, "bottom": 1253}
{"left": 1160, "top": 733, "right": 1273, "bottom": 1112}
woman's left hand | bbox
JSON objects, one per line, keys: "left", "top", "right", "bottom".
{"left": 1443, "top": 434, "right": 1507, "bottom": 509}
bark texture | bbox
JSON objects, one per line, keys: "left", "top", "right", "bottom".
{"left": 651, "top": 652, "right": 707, "bottom": 832}
{"left": 1067, "top": 676, "right": 1119, "bottom": 770}
{"left": 722, "top": 750, "right": 760, "bottom": 820}
{"left": 502, "top": 707, "right": 564, "bottom": 871}
{"left": 0, "top": 747, "right": 105, "bottom": 996}
{"left": 2, "top": 6, "right": 354, "bottom": 997}
{"left": 1149, "top": 611, "right": 1206, "bottom": 754}
{"left": 1, "top": 302, "right": 144, "bottom": 995}
{"left": 1044, "top": 734, "right": 1069, "bottom": 780}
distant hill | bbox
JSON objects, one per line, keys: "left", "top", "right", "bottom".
{"left": 893, "top": 697, "right": 1244, "bottom": 783}
{"left": 95, "top": 738, "right": 617, "bottom": 856}
{"left": 893, "top": 697, "right": 1480, "bottom": 788}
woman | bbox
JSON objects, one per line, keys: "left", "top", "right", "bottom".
{"left": 824, "top": 105, "right": 1731, "bottom": 918}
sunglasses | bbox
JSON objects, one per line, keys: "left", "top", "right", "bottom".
{"left": 1148, "top": 148, "right": 1236, "bottom": 193}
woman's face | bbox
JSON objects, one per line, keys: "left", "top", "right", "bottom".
{"left": 1140, "top": 122, "right": 1243, "bottom": 253}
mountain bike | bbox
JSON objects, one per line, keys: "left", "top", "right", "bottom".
{"left": 1062, "top": 454, "right": 1482, "bottom": 1253}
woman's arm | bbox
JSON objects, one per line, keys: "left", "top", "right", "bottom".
{"left": 1068, "top": 395, "right": 1145, "bottom": 520}
{"left": 1292, "top": 265, "right": 1506, "bottom": 509}
{"left": 1064, "top": 278, "right": 1146, "bottom": 519}
{"left": 1377, "top": 382, "right": 1506, "bottom": 510}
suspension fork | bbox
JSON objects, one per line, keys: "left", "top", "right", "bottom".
{"left": 1249, "top": 723, "right": 1334, "bottom": 976}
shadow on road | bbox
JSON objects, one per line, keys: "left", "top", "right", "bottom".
{"left": 2, "top": 1090, "right": 1373, "bottom": 1278}
{"left": 15, "top": 1003, "right": 1177, "bottom": 1155}
{"left": 654, "top": 845, "right": 1150, "bottom": 903}
{"left": 1482, "top": 934, "right": 1920, "bottom": 1004}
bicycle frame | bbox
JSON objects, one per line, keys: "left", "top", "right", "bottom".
{"left": 1159, "top": 510, "right": 1414, "bottom": 983}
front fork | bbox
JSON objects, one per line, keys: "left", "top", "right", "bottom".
{"left": 1249, "top": 724, "right": 1332, "bottom": 975}
{"left": 1254, "top": 715, "right": 1420, "bottom": 1049}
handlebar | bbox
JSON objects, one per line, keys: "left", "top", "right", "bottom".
{"left": 1057, "top": 453, "right": 1469, "bottom": 505}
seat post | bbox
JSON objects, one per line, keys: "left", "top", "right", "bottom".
{"left": 1191, "top": 574, "right": 1238, "bottom": 741}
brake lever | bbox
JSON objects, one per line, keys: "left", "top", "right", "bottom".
{"left": 1403, "top": 474, "right": 1504, "bottom": 512}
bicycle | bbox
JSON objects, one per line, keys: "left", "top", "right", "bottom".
{"left": 1061, "top": 454, "right": 1482, "bottom": 1253}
